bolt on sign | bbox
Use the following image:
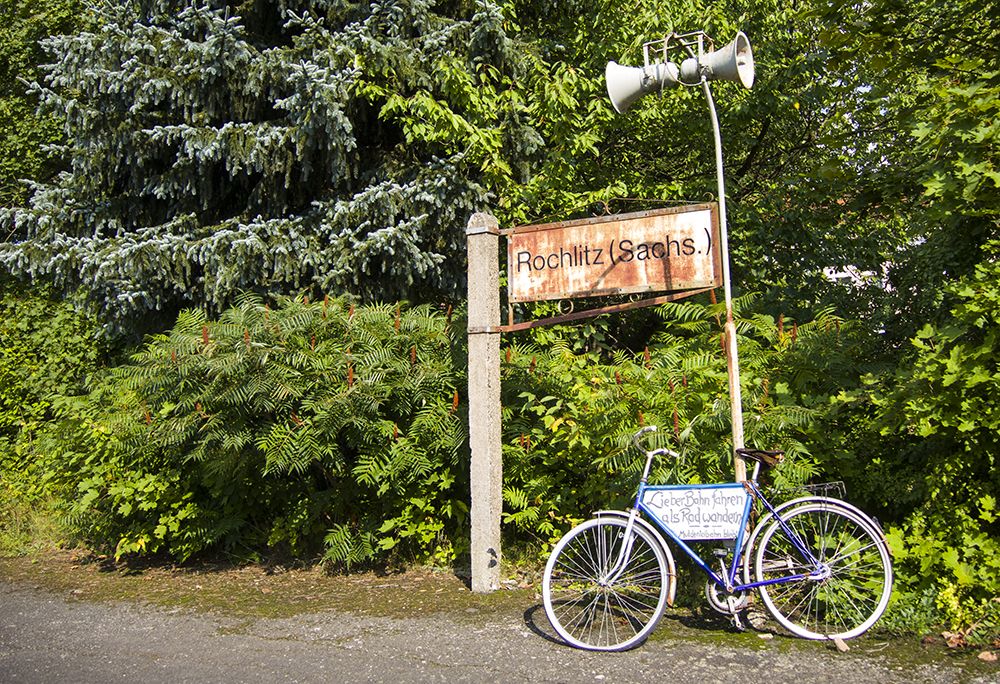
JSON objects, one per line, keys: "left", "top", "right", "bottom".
{"left": 506, "top": 204, "right": 721, "bottom": 303}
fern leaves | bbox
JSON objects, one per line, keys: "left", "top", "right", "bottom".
{"left": 498, "top": 297, "right": 859, "bottom": 537}
{"left": 82, "top": 293, "right": 467, "bottom": 565}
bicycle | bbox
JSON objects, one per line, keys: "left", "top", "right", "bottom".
{"left": 542, "top": 426, "right": 893, "bottom": 651}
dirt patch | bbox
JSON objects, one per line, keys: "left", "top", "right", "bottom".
{"left": 0, "top": 546, "right": 534, "bottom": 621}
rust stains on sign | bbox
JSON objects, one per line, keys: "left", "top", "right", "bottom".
{"left": 506, "top": 204, "right": 721, "bottom": 303}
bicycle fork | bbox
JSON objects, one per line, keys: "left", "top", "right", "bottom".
{"left": 600, "top": 437, "right": 663, "bottom": 588}
{"left": 601, "top": 508, "right": 644, "bottom": 587}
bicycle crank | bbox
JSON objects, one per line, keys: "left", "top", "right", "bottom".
{"left": 705, "top": 581, "right": 752, "bottom": 615}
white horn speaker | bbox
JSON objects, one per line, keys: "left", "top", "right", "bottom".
{"left": 605, "top": 60, "right": 681, "bottom": 114}
{"left": 700, "top": 31, "right": 755, "bottom": 88}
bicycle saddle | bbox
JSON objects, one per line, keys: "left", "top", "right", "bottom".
{"left": 735, "top": 447, "right": 785, "bottom": 468}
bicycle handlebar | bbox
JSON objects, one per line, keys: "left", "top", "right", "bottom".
{"left": 632, "top": 425, "right": 657, "bottom": 451}
{"left": 632, "top": 425, "right": 680, "bottom": 460}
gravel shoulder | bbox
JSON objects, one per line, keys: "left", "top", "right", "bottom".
{"left": 1, "top": 549, "right": 998, "bottom": 684}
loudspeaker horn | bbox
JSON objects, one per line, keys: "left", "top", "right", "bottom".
{"left": 699, "top": 31, "right": 754, "bottom": 88}
{"left": 605, "top": 60, "right": 681, "bottom": 114}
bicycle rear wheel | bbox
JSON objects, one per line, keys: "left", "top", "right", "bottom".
{"left": 741, "top": 496, "right": 885, "bottom": 586}
{"left": 754, "top": 503, "right": 892, "bottom": 640}
{"left": 543, "top": 517, "right": 669, "bottom": 651}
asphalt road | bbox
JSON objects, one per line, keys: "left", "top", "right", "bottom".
{"left": 1, "top": 582, "right": 996, "bottom": 684}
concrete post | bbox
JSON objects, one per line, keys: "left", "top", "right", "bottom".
{"left": 466, "top": 212, "right": 502, "bottom": 593}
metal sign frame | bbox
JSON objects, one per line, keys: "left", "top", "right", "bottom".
{"left": 498, "top": 204, "right": 722, "bottom": 332}
{"left": 504, "top": 204, "right": 721, "bottom": 304}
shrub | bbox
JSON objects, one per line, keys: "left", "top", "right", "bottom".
{"left": 877, "top": 587, "right": 941, "bottom": 637}
{"left": 865, "top": 248, "right": 1000, "bottom": 601}
{"left": 498, "top": 296, "right": 865, "bottom": 545}
{"left": 0, "top": 279, "right": 111, "bottom": 552}
{"left": 49, "top": 294, "right": 469, "bottom": 566}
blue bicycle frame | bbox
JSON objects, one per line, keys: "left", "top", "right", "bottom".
{"left": 634, "top": 469, "right": 826, "bottom": 595}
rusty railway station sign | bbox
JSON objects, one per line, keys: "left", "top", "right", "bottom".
{"left": 505, "top": 204, "right": 721, "bottom": 303}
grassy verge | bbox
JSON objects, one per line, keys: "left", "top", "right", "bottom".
{"left": 0, "top": 545, "right": 533, "bottom": 621}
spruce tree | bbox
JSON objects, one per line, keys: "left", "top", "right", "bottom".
{"left": 0, "top": 0, "right": 540, "bottom": 330}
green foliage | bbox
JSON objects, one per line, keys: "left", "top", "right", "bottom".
{"left": 0, "top": 0, "right": 539, "bottom": 329}
{"left": 7, "top": 0, "right": 951, "bottom": 343}
{"left": 852, "top": 245, "right": 1000, "bottom": 602}
{"left": 0, "top": 0, "right": 995, "bottom": 622}
{"left": 499, "top": 0, "right": 784, "bottom": 236}
{"left": 47, "top": 294, "right": 468, "bottom": 566}
{"left": 811, "top": 0, "right": 1000, "bottom": 347}
{"left": 0, "top": 277, "right": 110, "bottom": 551}
{"left": 876, "top": 587, "right": 941, "bottom": 637}
{"left": 0, "top": 0, "right": 82, "bottom": 207}
{"left": 498, "top": 296, "right": 866, "bottom": 544}
{"left": 497, "top": 0, "right": 926, "bottom": 349}
{"left": 936, "top": 585, "right": 1000, "bottom": 649}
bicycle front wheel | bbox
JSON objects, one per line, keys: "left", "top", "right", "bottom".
{"left": 543, "top": 517, "right": 669, "bottom": 651}
{"left": 754, "top": 503, "right": 893, "bottom": 640}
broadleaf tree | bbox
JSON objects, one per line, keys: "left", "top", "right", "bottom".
{"left": 0, "top": 0, "right": 82, "bottom": 208}
{"left": 810, "top": 0, "right": 1000, "bottom": 348}
{"left": 499, "top": 0, "right": 927, "bottom": 344}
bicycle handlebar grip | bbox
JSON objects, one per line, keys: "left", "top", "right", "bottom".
{"left": 633, "top": 425, "right": 658, "bottom": 451}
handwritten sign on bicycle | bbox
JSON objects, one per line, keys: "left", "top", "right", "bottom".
{"left": 641, "top": 483, "right": 749, "bottom": 541}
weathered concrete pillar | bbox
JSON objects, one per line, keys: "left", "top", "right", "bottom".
{"left": 466, "top": 212, "right": 502, "bottom": 593}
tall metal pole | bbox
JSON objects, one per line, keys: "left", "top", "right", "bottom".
{"left": 702, "top": 81, "right": 747, "bottom": 482}
{"left": 606, "top": 30, "right": 754, "bottom": 482}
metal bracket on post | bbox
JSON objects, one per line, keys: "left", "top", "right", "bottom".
{"left": 466, "top": 212, "right": 502, "bottom": 593}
